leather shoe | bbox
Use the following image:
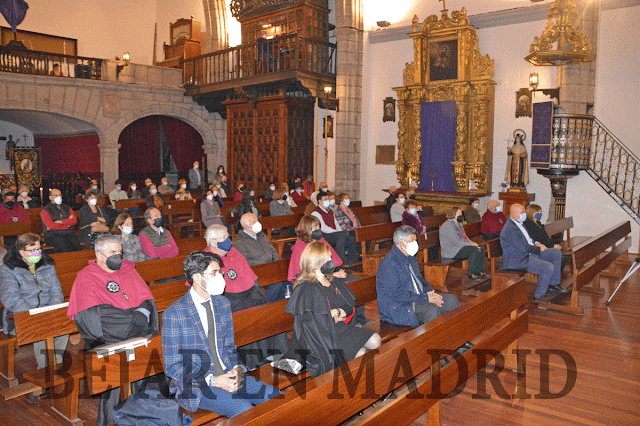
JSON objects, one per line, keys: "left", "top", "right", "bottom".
{"left": 533, "top": 288, "right": 559, "bottom": 303}
{"left": 467, "top": 274, "right": 486, "bottom": 282}
{"left": 550, "top": 284, "right": 571, "bottom": 294}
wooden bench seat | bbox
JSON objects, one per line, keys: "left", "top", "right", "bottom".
{"left": 355, "top": 222, "right": 401, "bottom": 275}
{"left": 161, "top": 199, "right": 202, "bottom": 238}
{"left": 544, "top": 216, "right": 590, "bottom": 253}
{"left": 260, "top": 213, "right": 303, "bottom": 257}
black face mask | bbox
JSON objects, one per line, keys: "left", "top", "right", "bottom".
{"left": 106, "top": 254, "right": 123, "bottom": 271}
{"left": 238, "top": 187, "right": 244, "bottom": 192}
{"left": 249, "top": 195, "right": 256, "bottom": 202}
{"left": 320, "top": 259, "right": 336, "bottom": 275}
{"left": 311, "top": 229, "right": 323, "bottom": 241}
{"left": 456, "top": 215, "right": 465, "bottom": 223}
{"left": 153, "top": 217, "right": 163, "bottom": 227}
{"left": 4, "top": 201, "right": 14, "bottom": 210}
{"left": 282, "top": 194, "right": 287, "bottom": 201}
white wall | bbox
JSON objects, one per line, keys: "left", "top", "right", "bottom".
{"left": 0, "top": 122, "right": 34, "bottom": 175}
{"left": 155, "top": 0, "right": 206, "bottom": 60}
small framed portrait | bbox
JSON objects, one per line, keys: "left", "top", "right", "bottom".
{"left": 429, "top": 38, "right": 458, "bottom": 82}
{"left": 323, "top": 116, "right": 334, "bottom": 139}
{"left": 516, "top": 88, "right": 532, "bottom": 118}
{"left": 383, "top": 97, "right": 395, "bottom": 122}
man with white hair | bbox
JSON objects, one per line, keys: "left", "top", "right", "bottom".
{"left": 234, "top": 213, "right": 280, "bottom": 267}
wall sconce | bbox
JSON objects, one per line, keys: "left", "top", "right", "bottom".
{"left": 527, "top": 71, "right": 559, "bottom": 102}
{"left": 323, "top": 85, "right": 332, "bottom": 96}
{"left": 116, "top": 52, "right": 130, "bottom": 80}
{"left": 529, "top": 72, "right": 539, "bottom": 91}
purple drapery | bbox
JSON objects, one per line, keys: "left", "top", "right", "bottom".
{"left": 0, "top": 0, "right": 29, "bottom": 33}
{"left": 419, "top": 101, "right": 457, "bottom": 192}
{"left": 160, "top": 116, "right": 204, "bottom": 172}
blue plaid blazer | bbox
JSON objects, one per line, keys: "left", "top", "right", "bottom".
{"left": 161, "top": 291, "right": 240, "bottom": 412}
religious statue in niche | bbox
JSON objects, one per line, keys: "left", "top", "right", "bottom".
{"left": 505, "top": 129, "right": 529, "bottom": 192}
{"left": 429, "top": 39, "right": 458, "bottom": 81}
{"left": 383, "top": 97, "right": 395, "bottom": 122}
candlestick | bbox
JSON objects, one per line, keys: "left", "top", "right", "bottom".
{"left": 40, "top": 187, "right": 43, "bottom": 200}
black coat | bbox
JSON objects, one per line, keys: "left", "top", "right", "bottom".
{"left": 523, "top": 219, "right": 555, "bottom": 248}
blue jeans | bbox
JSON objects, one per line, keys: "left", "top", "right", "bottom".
{"left": 197, "top": 375, "right": 280, "bottom": 418}
{"left": 527, "top": 248, "right": 562, "bottom": 299}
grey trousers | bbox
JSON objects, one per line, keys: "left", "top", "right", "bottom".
{"left": 33, "top": 334, "right": 70, "bottom": 369}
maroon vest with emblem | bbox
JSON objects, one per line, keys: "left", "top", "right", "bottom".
{"left": 314, "top": 206, "right": 337, "bottom": 230}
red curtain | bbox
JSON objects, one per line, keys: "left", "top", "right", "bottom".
{"left": 118, "top": 116, "right": 160, "bottom": 176}
{"left": 160, "top": 116, "right": 204, "bottom": 172}
{"left": 35, "top": 133, "right": 100, "bottom": 174}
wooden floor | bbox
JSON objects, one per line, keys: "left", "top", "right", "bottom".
{"left": 0, "top": 257, "right": 639, "bottom": 425}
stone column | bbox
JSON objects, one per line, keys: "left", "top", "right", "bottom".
{"left": 556, "top": 1, "right": 599, "bottom": 114}
{"left": 98, "top": 140, "right": 120, "bottom": 189}
{"left": 202, "top": 0, "right": 229, "bottom": 53}
{"left": 334, "top": 0, "right": 363, "bottom": 198}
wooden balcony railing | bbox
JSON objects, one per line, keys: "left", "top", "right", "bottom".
{"left": 0, "top": 45, "right": 103, "bottom": 80}
{"left": 183, "top": 34, "right": 336, "bottom": 87}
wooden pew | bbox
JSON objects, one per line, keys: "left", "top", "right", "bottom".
{"left": 355, "top": 222, "right": 402, "bottom": 275}
{"left": 0, "top": 221, "right": 32, "bottom": 246}
{"left": 544, "top": 216, "right": 590, "bottom": 252}
{"left": 252, "top": 259, "right": 290, "bottom": 287}
{"left": 260, "top": 213, "right": 303, "bottom": 257}
{"left": 161, "top": 199, "right": 202, "bottom": 237}
{"left": 113, "top": 199, "right": 147, "bottom": 213}
{"left": 220, "top": 277, "right": 528, "bottom": 426}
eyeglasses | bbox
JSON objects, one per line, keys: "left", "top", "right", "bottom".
{"left": 23, "top": 247, "right": 41, "bottom": 254}
{"left": 202, "top": 270, "right": 224, "bottom": 277}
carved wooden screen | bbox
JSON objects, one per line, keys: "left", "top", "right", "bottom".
{"left": 287, "top": 97, "right": 314, "bottom": 181}
{"left": 228, "top": 107, "right": 255, "bottom": 189}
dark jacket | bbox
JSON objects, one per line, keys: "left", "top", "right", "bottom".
{"left": 376, "top": 244, "right": 434, "bottom": 328}
{"left": 0, "top": 246, "right": 64, "bottom": 333}
{"left": 234, "top": 231, "right": 280, "bottom": 266}
{"left": 499, "top": 219, "right": 541, "bottom": 270}
{"left": 523, "top": 219, "right": 555, "bottom": 248}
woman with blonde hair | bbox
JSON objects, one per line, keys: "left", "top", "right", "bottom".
{"left": 277, "top": 241, "right": 381, "bottom": 377}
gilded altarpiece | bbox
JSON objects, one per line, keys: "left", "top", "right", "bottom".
{"left": 394, "top": 8, "right": 495, "bottom": 194}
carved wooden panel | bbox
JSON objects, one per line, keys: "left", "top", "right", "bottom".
{"left": 287, "top": 99, "right": 314, "bottom": 181}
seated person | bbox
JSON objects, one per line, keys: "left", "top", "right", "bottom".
{"left": 233, "top": 182, "right": 245, "bottom": 202}
{"left": 390, "top": 193, "right": 406, "bottom": 222}
{"left": 523, "top": 203, "right": 570, "bottom": 278}
{"left": 17, "top": 184, "right": 36, "bottom": 209}
{"left": 278, "top": 242, "right": 381, "bottom": 378}
{"left": 127, "top": 182, "right": 141, "bottom": 200}
{"left": 201, "top": 188, "right": 224, "bottom": 228}
{"left": 145, "top": 183, "right": 166, "bottom": 208}
{"left": 111, "top": 213, "right": 149, "bottom": 263}
{"left": 175, "top": 179, "right": 193, "bottom": 200}
{"left": 0, "top": 191, "right": 30, "bottom": 247}
{"left": 141, "top": 178, "right": 153, "bottom": 198}
{"left": 269, "top": 188, "right": 294, "bottom": 216}
{"left": 204, "top": 225, "right": 287, "bottom": 367}
{"left": 385, "top": 186, "right": 398, "bottom": 211}
{"left": 220, "top": 174, "right": 230, "bottom": 196}
{"left": 50, "top": 63, "right": 62, "bottom": 76}
{"left": 279, "top": 182, "right": 297, "bottom": 207}
{"left": 211, "top": 178, "right": 227, "bottom": 198}
{"left": 139, "top": 207, "right": 179, "bottom": 259}
{"left": 235, "top": 213, "right": 280, "bottom": 267}
{"left": 327, "top": 191, "right": 337, "bottom": 211}
{"left": 236, "top": 188, "right": 261, "bottom": 230}
{"left": 90, "top": 179, "right": 102, "bottom": 196}
{"left": 500, "top": 204, "right": 564, "bottom": 302}
{"left": 291, "top": 184, "right": 306, "bottom": 204}
{"left": 463, "top": 198, "right": 482, "bottom": 224}
{"left": 333, "top": 193, "right": 361, "bottom": 231}
{"left": 40, "top": 188, "right": 81, "bottom": 252}
{"left": 162, "top": 251, "right": 280, "bottom": 418}
{"left": 0, "top": 233, "right": 69, "bottom": 369}
{"left": 157, "top": 177, "right": 175, "bottom": 195}
{"left": 109, "top": 180, "right": 128, "bottom": 209}
{"left": 302, "top": 174, "right": 316, "bottom": 199}
{"left": 67, "top": 235, "right": 159, "bottom": 426}
{"left": 377, "top": 225, "right": 460, "bottom": 328}
{"left": 78, "top": 189, "right": 110, "bottom": 247}
{"left": 439, "top": 207, "right": 489, "bottom": 282}
{"left": 481, "top": 200, "right": 507, "bottom": 240}
{"left": 311, "top": 192, "right": 358, "bottom": 266}
{"left": 264, "top": 183, "right": 276, "bottom": 200}
{"left": 401, "top": 199, "right": 426, "bottom": 234}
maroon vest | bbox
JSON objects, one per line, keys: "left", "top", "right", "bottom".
{"left": 314, "top": 206, "right": 337, "bottom": 230}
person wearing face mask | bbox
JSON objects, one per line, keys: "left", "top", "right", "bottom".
{"left": 139, "top": 207, "right": 179, "bottom": 259}
{"left": 188, "top": 161, "right": 204, "bottom": 191}
{"left": 522, "top": 204, "right": 571, "bottom": 281}
{"left": 111, "top": 213, "right": 149, "bottom": 263}
{"left": 67, "top": 235, "right": 159, "bottom": 426}
{"left": 204, "top": 225, "right": 287, "bottom": 367}
{"left": 311, "top": 192, "right": 358, "bottom": 266}
{"left": 236, "top": 188, "right": 261, "bottom": 230}
{"left": 0, "top": 192, "right": 30, "bottom": 246}
{"left": 481, "top": 200, "right": 507, "bottom": 241}
{"left": 145, "top": 183, "right": 166, "bottom": 208}
{"left": 201, "top": 188, "right": 224, "bottom": 228}
{"left": 0, "top": 233, "right": 69, "bottom": 370}
{"left": 40, "top": 188, "right": 81, "bottom": 252}
{"left": 157, "top": 177, "right": 175, "bottom": 195}
{"left": 463, "top": 198, "right": 482, "bottom": 224}
{"left": 302, "top": 174, "right": 316, "bottom": 199}
{"left": 377, "top": 226, "right": 460, "bottom": 328}
{"left": 385, "top": 185, "right": 398, "bottom": 212}
{"left": 175, "top": 179, "right": 193, "bottom": 201}
{"left": 333, "top": 193, "right": 361, "bottom": 231}
{"left": 162, "top": 251, "right": 281, "bottom": 418}
{"left": 291, "top": 183, "right": 306, "bottom": 204}
{"left": 210, "top": 178, "right": 227, "bottom": 198}
{"left": 269, "top": 188, "right": 293, "bottom": 216}
{"left": 500, "top": 204, "right": 564, "bottom": 302}
{"left": 109, "top": 180, "right": 129, "bottom": 209}
{"left": 390, "top": 192, "right": 407, "bottom": 223}
{"left": 439, "top": 207, "right": 488, "bottom": 282}
{"left": 401, "top": 200, "right": 426, "bottom": 234}
{"left": 264, "top": 183, "right": 276, "bottom": 200}
{"left": 141, "top": 178, "right": 153, "bottom": 198}
{"left": 127, "top": 182, "right": 141, "bottom": 200}
{"left": 16, "top": 184, "right": 35, "bottom": 209}
{"left": 90, "top": 179, "right": 103, "bottom": 196}
{"left": 235, "top": 213, "right": 279, "bottom": 266}
{"left": 78, "top": 189, "right": 110, "bottom": 247}
{"left": 275, "top": 242, "right": 381, "bottom": 378}
{"left": 233, "top": 183, "right": 246, "bottom": 202}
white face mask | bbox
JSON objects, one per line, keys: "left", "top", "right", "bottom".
{"left": 116, "top": 186, "right": 121, "bottom": 191}
{"left": 397, "top": 198, "right": 405, "bottom": 205}
{"left": 92, "top": 185, "right": 98, "bottom": 190}
{"left": 212, "top": 191, "right": 218, "bottom": 197}
{"left": 122, "top": 226, "right": 133, "bottom": 235}
{"left": 405, "top": 240, "right": 419, "bottom": 257}
{"left": 322, "top": 200, "right": 331, "bottom": 209}
{"left": 20, "top": 191, "right": 28, "bottom": 198}
{"left": 53, "top": 196, "right": 62, "bottom": 205}
{"left": 207, "top": 194, "right": 214, "bottom": 201}
{"left": 216, "top": 184, "right": 221, "bottom": 188}
{"left": 199, "top": 272, "right": 225, "bottom": 295}
{"left": 89, "top": 198, "right": 97, "bottom": 206}
{"left": 495, "top": 205, "right": 502, "bottom": 213}
{"left": 162, "top": 181, "right": 168, "bottom": 186}
{"left": 269, "top": 186, "right": 275, "bottom": 191}
{"left": 151, "top": 189, "right": 157, "bottom": 195}
{"left": 252, "top": 221, "right": 262, "bottom": 233}
{"left": 473, "top": 203, "right": 480, "bottom": 210}
{"left": 329, "top": 199, "right": 335, "bottom": 205}
{"left": 343, "top": 199, "right": 350, "bottom": 207}
{"left": 518, "top": 213, "right": 527, "bottom": 223}
{"left": 181, "top": 184, "right": 187, "bottom": 189}
{"left": 194, "top": 164, "right": 199, "bottom": 169}
{"left": 131, "top": 186, "right": 137, "bottom": 191}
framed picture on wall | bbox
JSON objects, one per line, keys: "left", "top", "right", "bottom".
{"left": 428, "top": 38, "right": 458, "bottom": 82}
{"left": 13, "top": 148, "right": 41, "bottom": 189}
{"left": 515, "top": 88, "right": 532, "bottom": 118}
{"left": 383, "top": 97, "right": 395, "bottom": 122}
